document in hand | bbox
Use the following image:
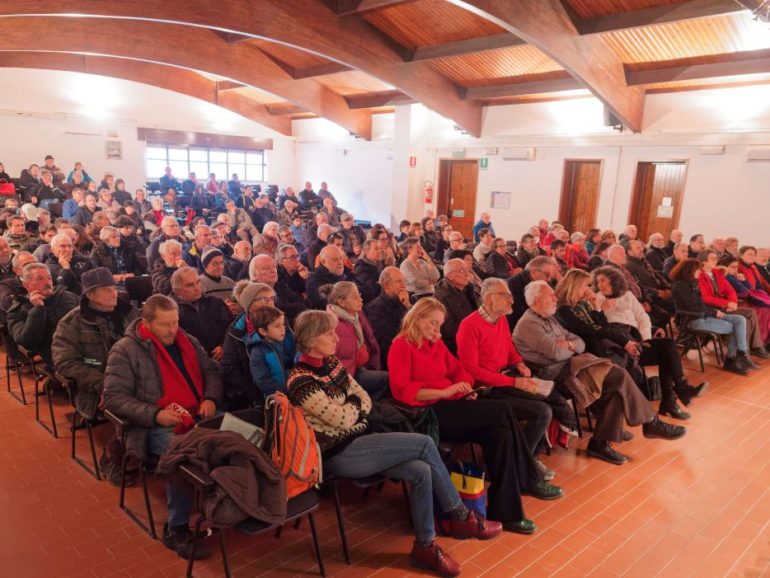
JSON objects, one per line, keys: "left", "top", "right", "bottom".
{"left": 531, "top": 378, "right": 555, "bottom": 398}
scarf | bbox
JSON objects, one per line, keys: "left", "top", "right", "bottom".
{"left": 328, "top": 304, "right": 363, "bottom": 346}
{"left": 572, "top": 300, "right": 603, "bottom": 331}
{"left": 138, "top": 323, "right": 204, "bottom": 434}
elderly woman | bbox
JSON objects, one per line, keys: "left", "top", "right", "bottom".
{"left": 400, "top": 236, "right": 440, "bottom": 295}
{"left": 147, "top": 196, "right": 165, "bottom": 227}
{"left": 389, "top": 298, "right": 563, "bottom": 535}
{"left": 323, "top": 281, "right": 389, "bottom": 401}
{"left": 557, "top": 268, "right": 706, "bottom": 421}
{"left": 221, "top": 281, "right": 278, "bottom": 410}
{"left": 89, "top": 225, "right": 140, "bottom": 284}
{"left": 670, "top": 258, "right": 750, "bottom": 375}
{"left": 43, "top": 232, "right": 95, "bottom": 295}
{"left": 484, "top": 237, "right": 517, "bottom": 279}
{"left": 151, "top": 239, "right": 186, "bottom": 295}
{"left": 566, "top": 232, "right": 589, "bottom": 270}
{"left": 288, "top": 309, "right": 501, "bottom": 577}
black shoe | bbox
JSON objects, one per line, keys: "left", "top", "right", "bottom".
{"left": 675, "top": 382, "right": 708, "bottom": 406}
{"left": 502, "top": 519, "right": 537, "bottom": 535}
{"left": 752, "top": 346, "right": 770, "bottom": 359}
{"left": 642, "top": 416, "right": 686, "bottom": 440}
{"left": 622, "top": 430, "right": 635, "bottom": 442}
{"left": 724, "top": 357, "right": 749, "bottom": 376}
{"left": 740, "top": 352, "right": 760, "bottom": 369}
{"left": 524, "top": 480, "right": 564, "bottom": 500}
{"left": 162, "top": 523, "right": 211, "bottom": 560}
{"left": 658, "top": 399, "right": 691, "bottom": 421}
{"left": 586, "top": 438, "right": 628, "bottom": 465}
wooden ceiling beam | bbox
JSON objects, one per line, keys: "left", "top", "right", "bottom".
{"left": 626, "top": 48, "right": 770, "bottom": 85}
{"left": 265, "top": 103, "right": 307, "bottom": 115}
{"left": 216, "top": 80, "right": 246, "bottom": 91}
{"left": 461, "top": 76, "right": 584, "bottom": 100}
{"left": 0, "top": 1, "right": 483, "bottom": 136}
{"left": 0, "top": 17, "right": 372, "bottom": 139}
{"left": 293, "top": 62, "right": 352, "bottom": 78}
{"left": 211, "top": 30, "right": 253, "bottom": 43}
{"left": 0, "top": 51, "right": 292, "bottom": 134}
{"left": 575, "top": 0, "right": 744, "bottom": 35}
{"left": 324, "top": 0, "right": 411, "bottom": 16}
{"left": 345, "top": 89, "right": 415, "bottom": 108}
{"left": 449, "top": 0, "right": 645, "bottom": 132}
{"left": 408, "top": 32, "right": 525, "bottom": 62}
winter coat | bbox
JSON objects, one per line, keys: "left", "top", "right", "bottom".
{"left": 646, "top": 247, "right": 668, "bottom": 272}
{"left": 247, "top": 330, "right": 296, "bottom": 397}
{"left": 71, "top": 206, "right": 100, "bottom": 227}
{"left": 354, "top": 258, "right": 382, "bottom": 304}
{"left": 7, "top": 285, "right": 79, "bottom": 366}
{"left": 221, "top": 314, "right": 257, "bottom": 410}
{"left": 175, "top": 296, "right": 233, "bottom": 355}
{"left": 672, "top": 280, "right": 717, "bottom": 318}
{"left": 275, "top": 267, "right": 308, "bottom": 322}
{"left": 698, "top": 269, "right": 737, "bottom": 309}
{"left": 306, "top": 265, "right": 346, "bottom": 309}
{"left": 44, "top": 252, "right": 94, "bottom": 295}
{"left": 102, "top": 319, "right": 222, "bottom": 458}
{"left": 332, "top": 311, "right": 382, "bottom": 376}
{"left": 484, "top": 251, "right": 514, "bottom": 279}
{"left": 151, "top": 260, "right": 177, "bottom": 295}
{"left": 157, "top": 428, "right": 287, "bottom": 527}
{"left": 364, "top": 293, "right": 407, "bottom": 369}
{"left": 90, "top": 241, "right": 142, "bottom": 276}
{"left": 52, "top": 298, "right": 140, "bottom": 418}
{"left": 433, "top": 278, "right": 479, "bottom": 355}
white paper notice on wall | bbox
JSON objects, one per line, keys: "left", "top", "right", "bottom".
{"left": 661, "top": 197, "right": 672, "bottom": 207}
{"left": 657, "top": 205, "right": 674, "bottom": 218}
{"left": 490, "top": 191, "right": 511, "bottom": 210}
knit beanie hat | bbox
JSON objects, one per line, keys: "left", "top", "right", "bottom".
{"left": 234, "top": 281, "right": 271, "bottom": 312}
{"left": 201, "top": 246, "right": 223, "bottom": 269}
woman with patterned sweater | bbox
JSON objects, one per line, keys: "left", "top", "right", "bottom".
{"left": 286, "top": 310, "right": 501, "bottom": 578}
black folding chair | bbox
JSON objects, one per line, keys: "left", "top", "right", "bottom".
{"left": 16, "top": 346, "right": 60, "bottom": 438}
{"left": 124, "top": 275, "right": 154, "bottom": 305}
{"left": 1, "top": 327, "right": 27, "bottom": 404}
{"left": 675, "top": 310, "right": 725, "bottom": 372}
{"left": 57, "top": 372, "right": 106, "bottom": 480}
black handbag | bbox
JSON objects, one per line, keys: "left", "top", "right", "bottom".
{"left": 639, "top": 375, "right": 662, "bottom": 401}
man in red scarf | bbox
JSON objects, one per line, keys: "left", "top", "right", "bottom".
{"left": 104, "top": 294, "right": 222, "bottom": 561}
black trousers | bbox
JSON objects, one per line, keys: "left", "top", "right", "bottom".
{"left": 484, "top": 388, "right": 552, "bottom": 455}
{"left": 639, "top": 337, "right": 684, "bottom": 401}
{"left": 431, "top": 398, "right": 541, "bottom": 523}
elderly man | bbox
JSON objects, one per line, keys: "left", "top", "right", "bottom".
{"left": 255, "top": 221, "right": 280, "bottom": 257}
{"left": 318, "top": 196, "right": 341, "bottom": 228}
{"left": 0, "top": 251, "right": 36, "bottom": 315}
{"left": 339, "top": 212, "right": 365, "bottom": 256}
{"left": 96, "top": 187, "right": 120, "bottom": 220}
{"left": 277, "top": 186, "right": 300, "bottom": 210}
{"left": 299, "top": 180, "right": 321, "bottom": 211}
{"left": 274, "top": 243, "right": 308, "bottom": 322}
{"left": 44, "top": 233, "right": 94, "bottom": 295}
{"left": 152, "top": 240, "right": 186, "bottom": 295}
{"left": 72, "top": 193, "right": 101, "bottom": 228}
{"left": 317, "top": 181, "right": 337, "bottom": 205}
{"left": 103, "top": 294, "right": 222, "bottom": 560}
{"left": 307, "top": 223, "right": 332, "bottom": 271}
{"left": 146, "top": 216, "right": 184, "bottom": 270}
{"left": 183, "top": 224, "right": 212, "bottom": 272}
{"left": 365, "top": 267, "right": 410, "bottom": 368}
{"left": 434, "top": 258, "right": 479, "bottom": 355}
{"left": 28, "top": 169, "right": 66, "bottom": 207}
{"left": 52, "top": 268, "right": 140, "bottom": 420}
{"left": 223, "top": 199, "right": 257, "bottom": 241}
{"left": 0, "top": 237, "right": 14, "bottom": 280}
{"left": 666, "top": 229, "right": 683, "bottom": 257}
{"left": 251, "top": 194, "right": 277, "bottom": 232}
{"left": 443, "top": 231, "right": 466, "bottom": 264}
{"left": 224, "top": 240, "right": 252, "bottom": 281}
{"left": 4, "top": 215, "right": 31, "bottom": 250}
{"left": 307, "top": 245, "right": 348, "bottom": 309}
{"left": 646, "top": 233, "right": 668, "bottom": 272}
{"left": 619, "top": 225, "right": 638, "bottom": 248}
{"left": 626, "top": 240, "right": 675, "bottom": 315}
{"left": 7, "top": 263, "right": 79, "bottom": 366}
{"left": 197, "top": 247, "right": 235, "bottom": 302}
{"left": 472, "top": 212, "right": 495, "bottom": 242}
{"left": 513, "top": 281, "right": 685, "bottom": 465}
{"left": 473, "top": 228, "right": 494, "bottom": 266}
{"left": 171, "top": 267, "right": 232, "bottom": 362}
{"left": 507, "top": 256, "right": 556, "bottom": 330}
{"left": 276, "top": 197, "right": 300, "bottom": 227}
{"left": 457, "top": 278, "right": 561, "bottom": 479}
{"left": 354, "top": 239, "right": 385, "bottom": 304}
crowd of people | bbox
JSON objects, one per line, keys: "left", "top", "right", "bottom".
{"left": 2, "top": 156, "right": 767, "bottom": 576}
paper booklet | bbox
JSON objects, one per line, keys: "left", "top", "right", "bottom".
{"left": 531, "top": 378, "right": 555, "bottom": 398}
{"left": 219, "top": 412, "right": 265, "bottom": 447}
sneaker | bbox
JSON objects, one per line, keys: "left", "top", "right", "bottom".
{"left": 534, "top": 458, "right": 555, "bottom": 481}
{"left": 586, "top": 437, "right": 628, "bottom": 465}
{"left": 162, "top": 523, "right": 210, "bottom": 560}
{"left": 642, "top": 416, "right": 686, "bottom": 440}
{"left": 409, "top": 541, "right": 461, "bottom": 578}
{"left": 448, "top": 511, "right": 502, "bottom": 540}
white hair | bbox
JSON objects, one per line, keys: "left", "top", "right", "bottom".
{"left": 524, "top": 280, "right": 550, "bottom": 308}
{"left": 159, "top": 239, "right": 182, "bottom": 256}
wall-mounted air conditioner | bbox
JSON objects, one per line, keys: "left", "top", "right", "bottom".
{"left": 699, "top": 145, "right": 725, "bottom": 155}
{"left": 464, "top": 147, "right": 499, "bottom": 157}
{"left": 502, "top": 147, "right": 536, "bottom": 161}
{"left": 746, "top": 147, "right": 770, "bottom": 162}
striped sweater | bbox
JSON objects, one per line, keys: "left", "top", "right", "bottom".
{"left": 287, "top": 356, "right": 371, "bottom": 456}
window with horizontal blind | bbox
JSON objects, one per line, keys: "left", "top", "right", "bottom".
{"left": 146, "top": 145, "right": 267, "bottom": 183}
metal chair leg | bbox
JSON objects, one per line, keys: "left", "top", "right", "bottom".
{"left": 186, "top": 514, "right": 206, "bottom": 578}
{"left": 573, "top": 400, "right": 583, "bottom": 439}
{"left": 86, "top": 422, "right": 101, "bottom": 481}
{"left": 696, "top": 335, "right": 705, "bottom": 372}
{"left": 220, "top": 527, "right": 231, "bottom": 578}
{"left": 47, "top": 380, "right": 58, "bottom": 438}
{"left": 308, "top": 513, "right": 326, "bottom": 577}
{"left": 141, "top": 469, "right": 157, "bottom": 539}
{"left": 331, "top": 482, "right": 351, "bottom": 564}
{"left": 34, "top": 376, "right": 58, "bottom": 438}
{"left": 119, "top": 456, "right": 156, "bottom": 539}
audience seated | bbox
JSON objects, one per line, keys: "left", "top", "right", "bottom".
{"left": 354, "top": 239, "right": 384, "bottom": 304}
{"left": 103, "top": 294, "right": 221, "bottom": 560}
{"left": 246, "top": 306, "right": 295, "bottom": 397}
{"left": 288, "top": 309, "right": 500, "bottom": 577}
{"left": 565, "top": 232, "right": 589, "bottom": 270}
{"left": 44, "top": 233, "right": 94, "bottom": 295}
{"left": 8, "top": 263, "right": 79, "bottom": 366}
{"left": 443, "top": 231, "right": 466, "bottom": 264}
{"left": 152, "top": 239, "right": 185, "bottom": 295}
{"left": 688, "top": 234, "right": 705, "bottom": 258}
{"left": 183, "top": 225, "right": 211, "bottom": 272}
{"left": 472, "top": 212, "right": 495, "bottom": 242}
{"left": 645, "top": 233, "right": 668, "bottom": 271}
{"left": 171, "top": 268, "right": 232, "bottom": 362}
{"left": 146, "top": 216, "right": 184, "bottom": 270}
{"left": 224, "top": 240, "right": 252, "bottom": 281}
{"left": 485, "top": 237, "right": 517, "bottom": 279}
{"left": 307, "top": 245, "right": 349, "bottom": 309}
{"left": 52, "top": 267, "right": 140, "bottom": 419}
{"left": 274, "top": 243, "right": 309, "bottom": 322}
{"left": 513, "top": 280, "right": 685, "bottom": 466}
{"left": 401, "top": 236, "right": 440, "bottom": 295}
{"left": 89, "top": 226, "right": 142, "bottom": 283}
{"left": 618, "top": 224, "right": 638, "bottom": 248}
{"left": 473, "top": 228, "right": 494, "bottom": 266}
{"left": 507, "top": 256, "right": 556, "bottom": 329}
{"left": 365, "top": 266, "right": 410, "bottom": 368}
{"left": 670, "top": 259, "right": 751, "bottom": 375}
{"left": 433, "top": 258, "right": 479, "bottom": 355}
{"left": 298, "top": 181, "right": 321, "bottom": 211}
{"left": 197, "top": 247, "right": 235, "bottom": 301}
{"left": 0, "top": 237, "right": 14, "bottom": 280}
{"left": 307, "top": 223, "right": 332, "bottom": 272}
{"left": 4, "top": 215, "right": 31, "bottom": 250}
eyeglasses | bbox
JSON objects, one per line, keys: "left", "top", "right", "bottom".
{"left": 284, "top": 254, "right": 300, "bottom": 260}
{"left": 490, "top": 292, "right": 513, "bottom": 299}
{"left": 255, "top": 295, "right": 276, "bottom": 303}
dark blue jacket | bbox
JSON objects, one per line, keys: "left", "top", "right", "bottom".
{"left": 247, "top": 330, "right": 296, "bottom": 397}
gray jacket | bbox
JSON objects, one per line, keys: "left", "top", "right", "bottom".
{"left": 103, "top": 319, "right": 223, "bottom": 458}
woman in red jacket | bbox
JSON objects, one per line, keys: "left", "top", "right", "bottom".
{"left": 388, "top": 298, "right": 563, "bottom": 535}
{"left": 701, "top": 249, "right": 770, "bottom": 353}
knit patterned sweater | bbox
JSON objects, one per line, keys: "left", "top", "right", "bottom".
{"left": 287, "top": 355, "right": 371, "bottom": 456}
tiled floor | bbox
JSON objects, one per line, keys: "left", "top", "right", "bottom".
{"left": 2, "top": 350, "right": 770, "bottom": 578}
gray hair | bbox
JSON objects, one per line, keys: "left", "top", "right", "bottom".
{"left": 276, "top": 243, "right": 297, "bottom": 262}
{"left": 324, "top": 281, "right": 358, "bottom": 306}
{"left": 293, "top": 310, "right": 338, "bottom": 354}
{"left": 161, "top": 216, "right": 178, "bottom": 228}
{"left": 481, "top": 277, "right": 507, "bottom": 300}
{"left": 524, "top": 280, "right": 551, "bottom": 307}
{"left": 249, "top": 254, "right": 276, "bottom": 282}
{"left": 317, "top": 224, "right": 331, "bottom": 238}
{"left": 570, "top": 232, "right": 585, "bottom": 243}
{"left": 99, "top": 226, "right": 119, "bottom": 242}
{"left": 50, "top": 233, "right": 71, "bottom": 250}
{"left": 378, "top": 266, "right": 401, "bottom": 286}
{"left": 159, "top": 239, "right": 182, "bottom": 256}
{"left": 12, "top": 251, "right": 34, "bottom": 270}
{"left": 402, "top": 236, "right": 421, "bottom": 253}
{"left": 444, "top": 258, "right": 465, "bottom": 276}
{"left": 22, "top": 262, "right": 49, "bottom": 281}
{"left": 262, "top": 221, "right": 279, "bottom": 235}
{"left": 525, "top": 255, "right": 554, "bottom": 273}
{"left": 170, "top": 266, "right": 197, "bottom": 289}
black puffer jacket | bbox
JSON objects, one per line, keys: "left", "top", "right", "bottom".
{"left": 220, "top": 313, "right": 257, "bottom": 411}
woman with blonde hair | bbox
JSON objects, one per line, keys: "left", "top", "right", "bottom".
{"left": 287, "top": 310, "right": 501, "bottom": 577}
{"left": 388, "top": 298, "right": 563, "bottom": 535}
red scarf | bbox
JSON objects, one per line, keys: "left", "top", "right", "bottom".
{"left": 739, "top": 262, "right": 770, "bottom": 293}
{"left": 139, "top": 323, "right": 204, "bottom": 432}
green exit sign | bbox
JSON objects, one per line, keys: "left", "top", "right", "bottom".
{"left": 480, "top": 158, "right": 488, "bottom": 169}
{"left": 451, "top": 150, "right": 465, "bottom": 159}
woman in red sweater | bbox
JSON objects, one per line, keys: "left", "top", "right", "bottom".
{"left": 388, "top": 298, "right": 563, "bottom": 535}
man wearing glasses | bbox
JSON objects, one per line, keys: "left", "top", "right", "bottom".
{"left": 146, "top": 216, "right": 184, "bottom": 270}
{"left": 275, "top": 244, "right": 309, "bottom": 323}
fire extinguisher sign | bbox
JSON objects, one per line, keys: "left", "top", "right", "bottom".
{"left": 409, "top": 156, "right": 417, "bottom": 167}
{"left": 424, "top": 181, "right": 434, "bottom": 204}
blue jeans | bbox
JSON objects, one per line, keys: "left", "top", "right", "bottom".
{"left": 690, "top": 314, "right": 748, "bottom": 358}
{"left": 325, "top": 433, "right": 462, "bottom": 543}
{"left": 146, "top": 426, "right": 192, "bottom": 528}
{"left": 354, "top": 368, "right": 390, "bottom": 401}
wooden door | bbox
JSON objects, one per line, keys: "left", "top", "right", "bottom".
{"left": 629, "top": 161, "right": 688, "bottom": 242}
{"left": 437, "top": 159, "right": 479, "bottom": 239}
{"left": 558, "top": 160, "right": 602, "bottom": 233}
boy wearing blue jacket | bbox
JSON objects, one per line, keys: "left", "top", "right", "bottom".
{"left": 247, "top": 306, "right": 296, "bottom": 396}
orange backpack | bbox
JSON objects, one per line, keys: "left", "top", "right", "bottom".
{"left": 263, "top": 392, "right": 322, "bottom": 498}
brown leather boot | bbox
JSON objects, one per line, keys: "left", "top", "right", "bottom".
{"left": 410, "top": 541, "right": 461, "bottom": 578}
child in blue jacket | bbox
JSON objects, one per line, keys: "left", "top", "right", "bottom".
{"left": 247, "top": 306, "right": 296, "bottom": 397}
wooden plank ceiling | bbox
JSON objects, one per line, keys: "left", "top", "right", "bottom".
{"left": 0, "top": 0, "right": 763, "bottom": 136}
